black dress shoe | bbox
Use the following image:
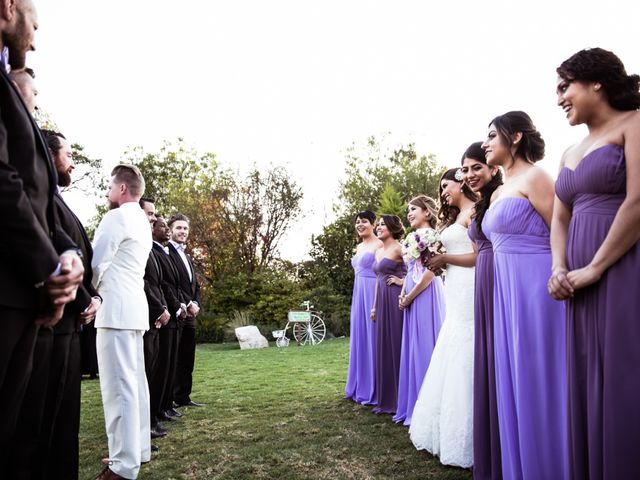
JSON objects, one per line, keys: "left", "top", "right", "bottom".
{"left": 155, "top": 423, "right": 169, "bottom": 434}
{"left": 157, "top": 411, "right": 173, "bottom": 422}
{"left": 151, "top": 444, "right": 159, "bottom": 452}
{"left": 176, "top": 400, "right": 206, "bottom": 407}
{"left": 165, "top": 408, "right": 183, "bottom": 418}
{"left": 150, "top": 427, "right": 167, "bottom": 439}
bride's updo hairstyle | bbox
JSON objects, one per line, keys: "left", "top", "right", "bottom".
{"left": 490, "top": 111, "right": 545, "bottom": 164}
{"left": 380, "top": 214, "right": 405, "bottom": 240}
{"left": 557, "top": 48, "right": 640, "bottom": 111}
{"left": 409, "top": 195, "right": 438, "bottom": 230}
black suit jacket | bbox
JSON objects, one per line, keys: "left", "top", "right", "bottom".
{"left": 168, "top": 242, "right": 200, "bottom": 327}
{"left": 144, "top": 250, "right": 167, "bottom": 327}
{"left": 152, "top": 242, "right": 183, "bottom": 328}
{"left": 54, "top": 193, "right": 99, "bottom": 333}
{"left": 0, "top": 68, "right": 75, "bottom": 310}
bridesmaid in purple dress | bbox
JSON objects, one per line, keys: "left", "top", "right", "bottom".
{"left": 371, "top": 215, "right": 406, "bottom": 415}
{"left": 550, "top": 48, "right": 640, "bottom": 480}
{"left": 461, "top": 142, "right": 504, "bottom": 480}
{"left": 481, "top": 111, "right": 567, "bottom": 480}
{"left": 345, "top": 211, "right": 383, "bottom": 404}
{"left": 393, "top": 195, "right": 446, "bottom": 426}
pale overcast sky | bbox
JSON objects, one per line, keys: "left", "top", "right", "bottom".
{"left": 31, "top": 0, "right": 640, "bottom": 261}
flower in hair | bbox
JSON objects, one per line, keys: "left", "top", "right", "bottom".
{"left": 454, "top": 168, "right": 464, "bottom": 182}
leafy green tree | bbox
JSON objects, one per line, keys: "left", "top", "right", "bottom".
{"left": 377, "top": 183, "right": 406, "bottom": 218}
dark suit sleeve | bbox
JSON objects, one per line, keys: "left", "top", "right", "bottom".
{"left": 0, "top": 118, "right": 58, "bottom": 283}
{"left": 160, "top": 273, "right": 181, "bottom": 314}
{"left": 144, "top": 255, "right": 165, "bottom": 321}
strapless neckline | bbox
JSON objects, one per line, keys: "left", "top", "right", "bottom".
{"left": 561, "top": 144, "right": 623, "bottom": 174}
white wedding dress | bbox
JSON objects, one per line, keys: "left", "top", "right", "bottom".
{"left": 409, "top": 222, "right": 475, "bottom": 468}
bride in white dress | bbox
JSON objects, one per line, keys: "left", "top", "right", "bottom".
{"left": 409, "top": 168, "right": 477, "bottom": 468}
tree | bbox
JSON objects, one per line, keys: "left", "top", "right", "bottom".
{"left": 377, "top": 183, "right": 406, "bottom": 218}
{"left": 218, "top": 166, "right": 303, "bottom": 275}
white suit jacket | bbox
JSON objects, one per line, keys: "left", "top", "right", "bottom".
{"left": 91, "top": 202, "right": 151, "bottom": 330}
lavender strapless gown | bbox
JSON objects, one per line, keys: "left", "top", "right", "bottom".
{"left": 556, "top": 144, "right": 640, "bottom": 480}
{"left": 483, "top": 197, "right": 567, "bottom": 480}
{"left": 345, "top": 251, "right": 377, "bottom": 405}
{"left": 468, "top": 220, "right": 502, "bottom": 480}
{"left": 372, "top": 257, "right": 406, "bottom": 415}
{"left": 393, "top": 259, "right": 445, "bottom": 426}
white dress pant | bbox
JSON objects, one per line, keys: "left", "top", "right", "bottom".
{"left": 97, "top": 328, "right": 150, "bottom": 479}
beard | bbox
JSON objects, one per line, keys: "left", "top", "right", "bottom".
{"left": 57, "top": 171, "right": 72, "bottom": 187}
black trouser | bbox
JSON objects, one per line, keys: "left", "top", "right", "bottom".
{"left": 174, "top": 324, "right": 196, "bottom": 405}
{"left": 143, "top": 328, "right": 160, "bottom": 427}
{"left": 155, "top": 326, "right": 177, "bottom": 415}
{"left": 79, "top": 321, "right": 98, "bottom": 377}
{"left": 0, "top": 307, "right": 39, "bottom": 448}
{"left": 7, "top": 326, "right": 53, "bottom": 479}
{"left": 39, "top": 330, "right": 81, "bottom": 480}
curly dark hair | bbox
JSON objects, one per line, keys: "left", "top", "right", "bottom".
{"left": 41, "top": 129, "right": 66, "bottom": 155}
{"left": 380, "top": 214, "right": 405, "bottom": 240}
{"left": 461, "top": 142, "right": 503, "bottom": 235}
{"left": 489, "top": 111, "right": 545, "bottom": 164}
{"left": 437, "top": 168, "right": 477, "bottom": 229}
{"left": 557, "top": 48, "right": 640, "bottom": 111}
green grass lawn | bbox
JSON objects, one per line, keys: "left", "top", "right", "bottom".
{"left": 79, "top": 338, "right": 472, "bottom": 479}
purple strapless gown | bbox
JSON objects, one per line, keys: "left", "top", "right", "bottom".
{"left": 556, "top": 144, "right": 640, "bottom": 480}
{"left": 483, "top": 197, "right": 567, "bottom": 480}
{"left": 372, "top": 257, "right": 406, "bottom": 415}
{"left": 468, "top": 220, "right": 502, "bottom": 480}
{"left": 393, "top": 260, "right": 444, "bottom": 425}
{"left": 345, "top": 251, "right": 377, "bottom": 405}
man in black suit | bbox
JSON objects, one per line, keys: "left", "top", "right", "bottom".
{"left": 0, "top": 0, "right": 84, "bottom": 467}
{"left": 167, "top": 214, "right": 205, "bottom": 408}
{"left": 151, "top": 216, "right": 188, "bottom": 425}
{"left": 37, "top": 130, "right": 102, "bottom": 479}
{"left": 140, "top": 198, "right": 171, "bottom": 442}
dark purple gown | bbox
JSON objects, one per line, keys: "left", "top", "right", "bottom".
{"left": 468, "top": 220, "right": 501, "bottom": 480}
{"left": 556, "top": 144, "right": 640, "bottom": 480}
{"left": 372, "top": 257, "right": 406, "bottom": 415}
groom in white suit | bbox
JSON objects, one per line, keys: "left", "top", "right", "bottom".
{"left": 92, "top": 165, "right": 152, "bottom": 480}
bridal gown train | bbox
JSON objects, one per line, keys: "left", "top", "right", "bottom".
{"left": 409, "top": 222, "right": 475, "bottom": 468}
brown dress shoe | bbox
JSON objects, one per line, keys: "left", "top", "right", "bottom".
{"left": 95, "top": 465, "right": 129, "bottom": 479}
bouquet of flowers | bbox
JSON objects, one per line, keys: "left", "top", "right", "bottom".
{"left": 401, "top": 227, "right": 445, "bottom": 276}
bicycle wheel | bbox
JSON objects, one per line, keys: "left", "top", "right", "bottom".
{"left": 292, "top": 315, "right": 326, "bottom": 345}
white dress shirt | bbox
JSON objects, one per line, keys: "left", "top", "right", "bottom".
{"left": 169, "top": 239, "right": 192, "bottom": 282}
{"left": 92, "top": 202, "right": 152, "bottom": 330}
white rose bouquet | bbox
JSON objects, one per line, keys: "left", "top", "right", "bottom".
{"left": 401, "top": 227, "right": 445, "bottom": 275}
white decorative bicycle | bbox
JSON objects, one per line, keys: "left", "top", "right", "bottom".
{"left": 272, "top": 301, "right": 326, "bottom": 347}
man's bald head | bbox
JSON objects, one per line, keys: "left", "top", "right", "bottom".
{"left": 0, "top": 0, "right": 37, "bottom": 70}
{"left": 9, "top": 66, "right": 36, "bottom": 113}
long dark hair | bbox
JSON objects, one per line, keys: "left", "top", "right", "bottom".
{"left": 461, "top": 142, "right": 503, "bottom": 235}
{"left": 490, "top": 111, "right": 545, "bottom": 164}
{"left": 557, "top": 48, "right": 640, "bottom": 111}
{"left": 437, "top": 168, "right": 477, "bottom": 230}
